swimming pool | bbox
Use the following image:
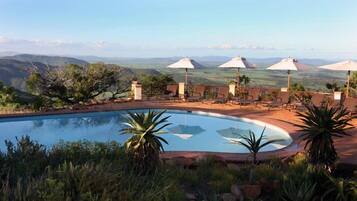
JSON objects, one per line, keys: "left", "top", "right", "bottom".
{"left": 0, "top": 109, "right": 293, "bottom": 153}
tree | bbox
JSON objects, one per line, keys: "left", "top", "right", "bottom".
{"left": 121, "top": 110, "right": 171, "bottom": 173}
{"left": 291, "top": 83, "right": 305, "bottom": 92}
{"left": 296, "top": 104, "right": 354, "bottom": 170}
{"left": 350, "top": 72, "right": 357, "bottom": 89}
{"left": 326, "top": 82, "right": 341, "bottom": 92}
{"left": 239, "top": 75, "right": 250, "bottom": 86}
{"left": 26, "top": 64, "right": 124, "bottom": 105}
{"left": 140, "top": 74, "right": 175, "bottom": 97}
{"left": 0, "top": 81, "right": 18, "bottom": 106}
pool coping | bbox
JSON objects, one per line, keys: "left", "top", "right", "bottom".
{"left": 0, "top": 101, "right": 303, "bottom": 162}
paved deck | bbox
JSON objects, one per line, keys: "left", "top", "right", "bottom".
{"left": 0, "top": 100, "right": 356, "bottom": 164}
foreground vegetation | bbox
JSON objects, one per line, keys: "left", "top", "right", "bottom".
{"left": 0, "top": 106, "right": 354, "bottom": 201}
{"left": 0, "top": 137, "right": 355, "bottom": 201}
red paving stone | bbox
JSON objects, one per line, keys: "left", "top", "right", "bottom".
{"left": 0, "top": 100, "right": 356, "bottom": 164}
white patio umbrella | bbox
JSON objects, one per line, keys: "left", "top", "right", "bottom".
{"left": 267, "top": 57, "right": 308, "bottom": 91}
{"left": 218, "top": 56, "right": 254, "bottom": 86}
{"left": 318, "top": 60, "right": 357, "bottom": 97}
{"left": 167, "top": 57, "right": 204, "bottom": 85}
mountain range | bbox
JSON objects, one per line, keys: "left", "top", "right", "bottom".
{"left": 0, "top": 54, "right": 159, "bottom": 91}
{"left": 0, "top": 53, "right": 344, "bottom": 92}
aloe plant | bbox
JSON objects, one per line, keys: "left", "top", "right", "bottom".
{"left": 121, "top": 110, "right": 171, "bottom": 172}
{"left": 281, "top": 179, "right": 317, "bottom": 201}
{"left": 233, "top": 127, "right": 283, "bottom": 164}
{"left": 296, "top": 104, "right": 353, "bottom": 170}
{"left": 322, "top": 176, "right": 357, "bottom": 201}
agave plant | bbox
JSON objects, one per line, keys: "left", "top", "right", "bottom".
{"left": 296, "top": 104, "right": 353, "bottom": 170}
{"left": 233, "top": 127, "right": 283, "bottom": 165}
{"left": 121, "top": 110, "right": 171, "bottom": 172}
{"left": 281, "top": 179, "right": 317, "bottom": 201}
{"left": 322, "top": 175, "right": 357, "bottom": 201}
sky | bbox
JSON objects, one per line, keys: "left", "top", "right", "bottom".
{"left": 0, "top": 0, "right": 357, "bottom": 59}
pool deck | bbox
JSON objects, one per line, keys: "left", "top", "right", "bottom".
{"left": 0, "top": 100, "right": 356, "bottom": 165}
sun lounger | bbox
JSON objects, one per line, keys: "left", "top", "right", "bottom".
{"left": 290, "top": 91, "right": 312, "bottom": 111}
{"left": 231, "top": 87, "right": 261, "bottom": 105}
{"left": 310, "top": 93, "right": 328, "bottom": 106}
{"left": 188, "top": 85, "right": 206, "bottom": 102}
{"left": 266, "top": 91, "right": 290, "bottom": 109}
{"left": 157, "top": 84, "right": 178, "bottom": 100}
{"left": 214, "top": 86, "right": 229, "bottom": 103}
{"left": 343, "top": 97, "right": 357, "bottom": 114}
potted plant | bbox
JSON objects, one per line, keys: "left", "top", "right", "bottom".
{"left": 231, "top": 127, "right": 283, "bottom": 199}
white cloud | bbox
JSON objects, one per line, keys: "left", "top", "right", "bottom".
{"left": 0, "top": 36, "right": 9, "bottom": 43}
{"left": 208, "top": 43, "right": 276, "bottom": 50}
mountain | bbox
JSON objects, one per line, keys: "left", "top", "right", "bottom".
{"left": 0, "top": 51, "right": 20, "bottom": 57}
{"left": 0, "top": 59, "right": 50, "bottom": 90}
{"left": 0, "top": 59, "right": 160, "bottom": 91}
{"left": 2, "top": 54, "right": 88, "bottom": 67}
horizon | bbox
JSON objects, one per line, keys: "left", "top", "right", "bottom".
{"left": 1, "top": 0, "right": 357, "bottom": 59}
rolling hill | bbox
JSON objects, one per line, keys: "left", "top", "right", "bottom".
{"left": 2, "top": 54, "right": 88, "bottom": 67}
{"left": 0, "top": 59, "right": 50, "bottom": 90}
{"left": 0, "top": 58, "right": 160, "bottom": 91}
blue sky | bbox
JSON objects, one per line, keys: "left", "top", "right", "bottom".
{"left": 0, "top": 0, "right": 357, "bottom": 58}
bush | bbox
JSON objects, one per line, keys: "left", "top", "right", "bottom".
{"left": 140, "top": 74, "right": 175, "bottom": 97}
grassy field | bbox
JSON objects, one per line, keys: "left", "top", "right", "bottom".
{"left": 158, "top": 68, "right": 347, "bottom": 91}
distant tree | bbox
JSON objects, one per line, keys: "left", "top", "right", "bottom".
{"left": 140, "top": 74, "right": 175, "bottom": 97}
{"left": 239, "top": 75, "right": 250, "bottom": 86}
{"left": 26, "top": 64, "right": 121, "bottom": 105}
{"left": 0, "top": 81, "right": 18, "bottom": 106}
{"left": 350, "top": 72, "right": 357, "bottom": 90}
{"left": 326, "top": 82, "right": 341, "bottom": 92}
{"left": 291, "top": 83, "right": 305, "bottom": 92}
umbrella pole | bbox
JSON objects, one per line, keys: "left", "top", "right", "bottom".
{"left": 237, "top": 68, "right": 240, "bottom": 92}
{"left": 287, "top": 70, "right": 291, "bottom": 92}
{"left": 347, "top": 70, "right": 350, "bottom": 97}
{"left": 185, "top": 68, "right": 188, "bottom": 85}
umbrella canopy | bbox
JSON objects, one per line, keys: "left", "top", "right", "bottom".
{"left": 319, "top": 60, "right": 357, "bottom": 71}
{"left": 219, "top": 56, "right": 254, "bottom": 69}
{"left": 167, "top": 57, "right": 204, "bottom": 86}
{"left": 319, "top": 60, "right": 357, "bottom": 97}
{"left": 267, "top": 57, "right": 308, "bottom": 91}
{"left": 168, "top": 125, "right": 205, "bottom": 140}
{"left": 219, "top": 56, "right": 254, "bottom": 87}
{"left": 217, "top": 127, "right": 251, "bottom": 142}
{"left": 267, "top": 57, "right": 307, "bottom": 71}
{"left": 217, "top": 127, "right": 290, "bottom": 147}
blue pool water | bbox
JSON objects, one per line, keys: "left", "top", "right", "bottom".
{"left": 0, "top": 109, "right": 293, "bottom": 153}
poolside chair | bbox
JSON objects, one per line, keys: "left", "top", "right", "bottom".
{"left": 310, "top": 93, "right": 328, "bottom": 107}
{"left": 326, "top": 93, "right": 344, "bottom": 107}
{"left": 232, "top": 87, "right": 262, "bottom": 105}
{"left": 188, "top": 85, "right": 206, "bottom": 102}
{"left": 266, "top": 91, "right": 290, "bottom": 109}
{"left": 158, "top": 84, "right": 178, "bottom": 100}
{"left": 214, "top": 86, "right": 229, "bottom": 103}
{"left": 343, "top": 97, "right": 357, "bottom": 115}
{"left": 290, "top": 91, "right": 312, "bottom": 111}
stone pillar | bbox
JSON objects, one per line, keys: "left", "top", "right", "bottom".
{"left": 229, "top": 83, "right": 236, "bottom": 96}
{"left": 178, "top": 82, "right": 185, "bottom": 99}
{"left": 280, "top": 87, "right": 288, "bottom": 92}
{"left": 131, "top": 81, "right": 138, "bottom": 92}
{"left": 334, "top": 91, "right": 342, "bottom": 100}
{"left": 134, "top": 83, "right": 142, "bottom": 100}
